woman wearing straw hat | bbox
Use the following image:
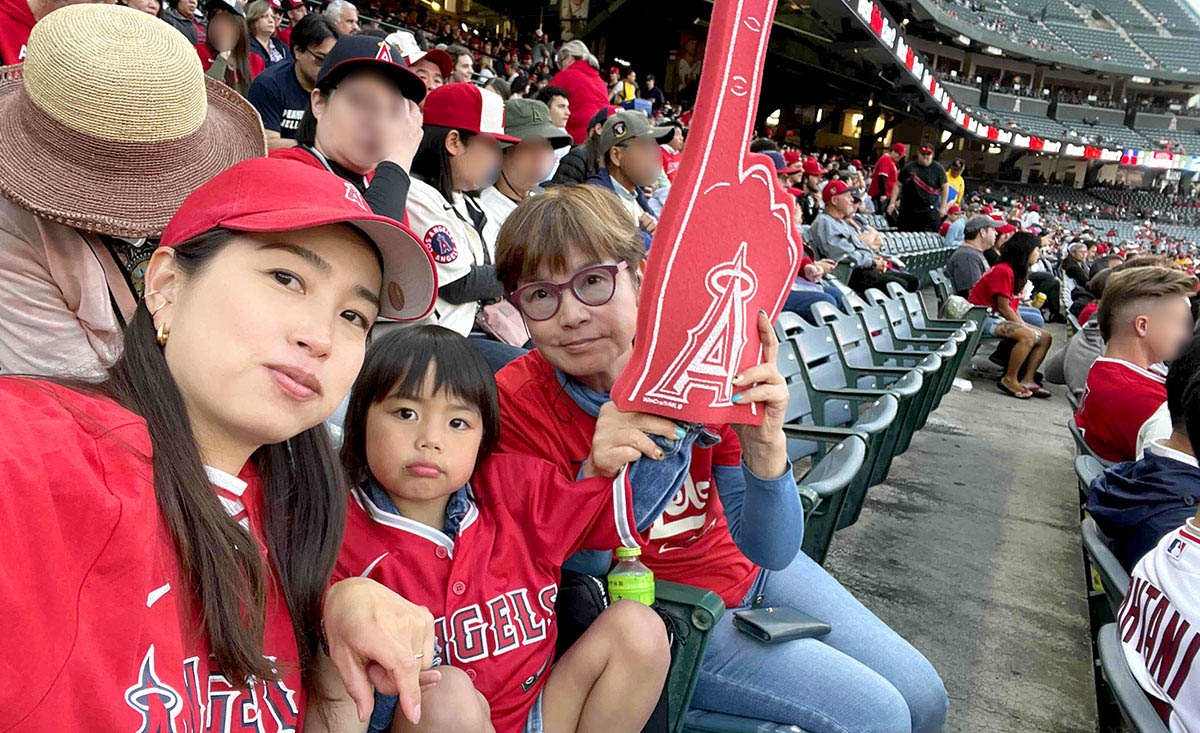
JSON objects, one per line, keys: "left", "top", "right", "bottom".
{"left": 0, "top": 4, "right": 265, "bottom": 378}
{"left": 272, "top": 34, "right": 424, "bottom": 224}
{"left": 195, "top": 0, "right": 265, "bottom": 96}
{"left": 0, "top": 152, "right": 452, "bottom": 732}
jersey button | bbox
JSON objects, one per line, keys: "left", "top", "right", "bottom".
{"left": 436, "top": 546, "right": 449, "bottom": 559}
{"left": 452, "top": 581, "right": 467, "bottom": 595}
{"left": 466, "top": 668, "right": 477, "bottom": 681}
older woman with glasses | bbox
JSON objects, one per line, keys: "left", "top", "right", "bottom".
{"left": 492, "top": 184, "right": 949, "bottom": 733}
{"left": 271, "top": 34, "right": 424, "bottom": 226}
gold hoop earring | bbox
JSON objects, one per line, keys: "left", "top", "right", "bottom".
{"left": 156, "top": 321, "right": 170, "bottom": 348}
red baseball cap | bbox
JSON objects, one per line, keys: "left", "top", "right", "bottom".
{"left": 996, "top": 223, "right": 1017, "bottom": 234}
{"left": 783, "top": 150, "right": 801, "bottom": 165}
{"left": 1030, "top": 203, "right": 1039, "bottom": 211}
{"left": 822, "top": 179, "right": 851, "bottom": 203}
{"left": 802, "top": 157, "right": 825, "bottom": 176}
{"left": 919, "top": 145, "right": 933, "bottom": 154}
{"left": 422, "top": 83, "right": 520, "bottom": 143}
{"left": 407, "top": 48, "right": 454, "bottom": 80}
{"left": 787, "top": 186, "right": 804, "bottom": 197}
{"left": 891, "top": 142, "right": 906, "bottom": 155}
{"left": 982, "top": 205, "right": 993, "bottom": 214}
{"left": 160, "top": 158, "right": 437, "bottom": 322}
{"left": 851, "top": 158, "right": 862, "bottom": 168}
{"left": 947, "top": 204, "right": 960, "bottom": 214}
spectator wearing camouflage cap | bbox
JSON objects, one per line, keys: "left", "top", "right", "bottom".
{"left": 478, "top": 98, "right": 572, "bottom": 251}
{"left": 585, "top": 110, "right": 674, "bottom": 246}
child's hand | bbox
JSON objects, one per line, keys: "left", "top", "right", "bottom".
{"left": 584, "top": 402, "right": 685, "bottom": 478}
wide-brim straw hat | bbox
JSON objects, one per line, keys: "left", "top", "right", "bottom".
{"left": 0, "top": 4, "right": 267, "bottom": 238}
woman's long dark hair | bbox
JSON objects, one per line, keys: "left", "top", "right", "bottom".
{"left": 67, "top": 228, "right": 345, "bottom": 691}
{"left": 341, "top": 326, "right": 500, "bottom": 484}
{"left": 206, "top": 8, "right": 254, "bottom": 94}
{"left": 998, "top": 231, "right": 1041, "bottom": 295}
{"left": 411, "top": 125, "right": 478, "bottom": 204}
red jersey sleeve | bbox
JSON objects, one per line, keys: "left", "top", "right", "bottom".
{"left": 476, "top": 455, "right": 644, "bottom": 567}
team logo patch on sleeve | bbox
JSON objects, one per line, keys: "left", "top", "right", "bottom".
{"left": 425, "top": 225, "right": 458, "bottom": 263}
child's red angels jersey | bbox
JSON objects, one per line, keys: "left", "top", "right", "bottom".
{"left": 493, "top": 350, "right": 760, "bottom": 608}
{"left": 333, "top": 454, "right": 642, "bottom": 733}
{"left": 0, "top": 377, "right": 305, "bottom": 732}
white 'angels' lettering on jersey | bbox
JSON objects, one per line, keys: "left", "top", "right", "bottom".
{"left": 436, "top": 583, "right": 558, "bottom": 666}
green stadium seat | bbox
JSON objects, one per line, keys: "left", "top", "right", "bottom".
{"left": 655, "top": 580, "right": 725, "bottom": 733}
{"left": 1068, "top": 420, "right": 1116, "bottom": 469}
{"left": 1081, "top": 517, "right": 1130, "bottom": 620}
{"left": 1096, "top": 623, "right": 1169, "bottom": 733}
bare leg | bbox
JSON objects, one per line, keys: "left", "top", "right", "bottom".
{"left": 540, "top": 600, "right": 671, "bottom": 733}
{"left": 392, "top": 666, "right": 494, "bottom": 733}
{"left": 1020, "top": 328, "right": 1053, "bottom": 386}
{"left": 994, "top": 322, "right": 1034, "bottom": 397}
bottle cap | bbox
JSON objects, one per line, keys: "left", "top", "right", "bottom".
{"left": 615, "top": 546, "right": 642, "bottom": 559}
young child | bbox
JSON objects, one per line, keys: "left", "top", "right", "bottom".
{"left": 320, "top": 326, "right": 673, "bottom": 733}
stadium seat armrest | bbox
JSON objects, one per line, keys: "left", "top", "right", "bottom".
{"left": 800, "top": 434, "right": 868, "bottom": 499}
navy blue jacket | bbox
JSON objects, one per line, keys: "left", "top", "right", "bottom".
{"left": 1086, "top": 444, "right": 1200, "bottom": 572}
{"left": 585, "top": 168, "right": 652, "bottom": 249}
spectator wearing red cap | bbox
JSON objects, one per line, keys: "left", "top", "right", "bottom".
{"left": 551, "top": 40, "right": 608, "bottom": 145}
{"left": 940, "top": 205, "right": 963, "bottom": 243}
{"left": 272, "top": 34, "right": 425, "bottom": 223}
{"left": 1022, "top": 203, "right": 1042, "bottom": 229}
{"left": 247, "top": 13, "right": 337, "bottom": 150}
{"left": 406, "top": 83, "right": 524, "bottom": 369}
{"left": 0, "top": 154, "right": 444, "bottom": 732}
{"left": 887, "top": 145, "right": 947, "bottom": 233}
{"left": 868, "top": 142, "right": 904, "bottom": 214}
{"left": 274, "top": 0, "right": 306, "bottom": 45}
{"left": 810, "top": 180, "right": 918, "bottom": 295}
{"left": 797, "top": 157, "right": 825, "bottom": 225}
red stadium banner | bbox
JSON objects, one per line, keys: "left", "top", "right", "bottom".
{"left": 870, "top": 3, "right": 884, "bottom": 35}
{"left": 1030, "top": 137, "right": 1044, "bottom": 150}
{"left": 611, "top": 0, "right": 800, "bottom": 425}
{"left": 1084, "top": 146, "right": 1101, "bottom": 159}
{"left": 905, "top": 46, "right": 915, "bottom": 71}
{"left": 987, "top": 126, "right": 998, "bottom": 140}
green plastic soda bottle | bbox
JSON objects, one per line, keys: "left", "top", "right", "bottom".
{"left": 607, "top": 546, "right": 655, "bottom": 605}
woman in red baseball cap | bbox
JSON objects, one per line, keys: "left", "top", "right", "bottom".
{"left": 0, "top": 157, "right": 442, "bottom": 731}
{"left": 273, "top": 34, "right": 426, "bottom": 225}
{"left": 406, "top": 82, "right": 524, "bottom": 371}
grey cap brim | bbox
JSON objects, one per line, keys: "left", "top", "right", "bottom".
{"left": 505, "top": 121, "right": 573, "bottom": 149}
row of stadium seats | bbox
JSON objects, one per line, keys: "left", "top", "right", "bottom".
{"left": 665, "top": 277, "right": 972, "bottom": 732}
{"left": 879, "top": 231, "right": 956, "bottom": 285}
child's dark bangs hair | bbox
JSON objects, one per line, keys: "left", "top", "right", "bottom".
{"left": 340, "top": 325, "right": 501, "bottom": 483}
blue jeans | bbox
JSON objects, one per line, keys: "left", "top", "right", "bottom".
{"left": 785, "top": 282, "right": 847, "bottom": 325}
{"left": 691, "top": 552, "right": 949, "bottom": 733}
{"left": 1018, "top": 306, "right": 1044, "bottom": 328}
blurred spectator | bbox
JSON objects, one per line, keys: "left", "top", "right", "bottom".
{"left": 945, "top": 215, "right": 996, "bottom": 296}
{"left": 483, "top": 75, "right": 510, "bottom": 100}
{"left": 613, "top": 68, "right": 637, "bottom": 104}
{"left": 445, "top": 43, "right": 473, "bottom": 83}
{"left": 549, "top": 104, "right": 615, "bottom": 186}
{"left": 888, "top": 145, "right": 947, "bottom": 232}
{"left": 642, "top": 73, "right": 666, "bottom": 112}
{"left": 587, "top": 110, "right": 672, "bottom": 245}
{"left": 1022, "top": 203, "right": 1041, "bottom": 229}
{"left": 509, "top": 74, "right": 529, "bottom": 98}
{"left": 869, "top": 142, "right": 904, "bottom": 214}
{"left": 196, "top": 0, "right": 264, "bottom": 97}
{"left": 161, "top": 0, "right": 202, "bottom": 45}
{"left": 968, "top": 233, "right": 1054, "bottom": 399}
{"left": 552, "top": 40, "right": 607, "bottom": 144}
{"left": 1061, "top": 242, "right": 1089, "bottom": 299}
{"left": 0, "top": 4, "right": 264, "bottom": 376}
{"left": 247, "top": 13, "right": 337, "bottom": 149}
{"left": 246, "top": 0, "right": 289, "bottom": 67}
{"left": 407, "top": 84, "right": 514, "bottom": 358}
{"left": 945, "top": 158, "right": 965, "bottom": 206}
{"left": 810, "top": 180, "right": 918, "bottom": 294}
{"left": 272, "top": 34, "right": 424, "bottom": 222}
{"left": 322, "top": 0, "right": 356, "bottom": 35}
{"left": 940, "top": 205, "right": 964, "bottom": 246}
{"left": 1088, "top": 335, "right": 1200, "bottom": 572}
{"left": 275, "top": 0, "right": 306, "bottom": 45}
{"left": 659, "top": 120, "right": 685, "bottom": 184}
{"left": 119, "top": 0, "right": 160, "bottom": 16}
{"left": 403, "top": 46, "right": 451, "bottom": 95}
{"left": 797, "top": 157, "right": 824, "bottom": 225}
{"left": 534, "top": 85, "right": 571, "bottom": 130}
{"left": 1076, "top": 266, "right": 1197, "bottom": 461}
{"left": 478, "top": 98, "right": 571, "bottom": 251}
{"left": 530, "top": 27, "right": 553, "bottom": 66}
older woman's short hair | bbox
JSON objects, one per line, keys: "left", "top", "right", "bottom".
{"left": 495, "top": 185, "right": 645, "bottom": 293}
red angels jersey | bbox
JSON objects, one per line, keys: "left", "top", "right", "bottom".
{"left": 333, "top": 454, "right": 641, "bottom": 733}
{"left": 0, "top": 378, "right": 305, "bottom": 732}
{"left": 1076, "top": 357, "right": 1167, "bottom": 463}
{"left": 494, "top": 350, "right": 759, "bottom": 608}
{"left": 1120, "top": 518, "right": 1200, "bottom": 731}
{"left": 0, "top": 0, "right": 34, "bottom": 65}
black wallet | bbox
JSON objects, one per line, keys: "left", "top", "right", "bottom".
{"left": 732, "top": 606, "right": 833, "bottom": 643}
